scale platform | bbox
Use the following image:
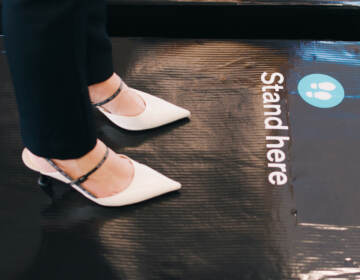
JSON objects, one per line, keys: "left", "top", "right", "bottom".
{"left": 0, "top": 36, "right": 360, "bottom": 279}
{"left": 1, "top": 1, "right": 360, "bottom": 279}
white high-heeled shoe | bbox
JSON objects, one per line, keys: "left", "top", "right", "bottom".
{"left": 22, "top": 146, "right": 181, "bottom": 207}
{"left": 92, "top": 78, "right": 191, "bottom": 131}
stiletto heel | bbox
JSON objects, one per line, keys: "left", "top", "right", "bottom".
{"left": 37, "top": 173, "right": 54, "bottom": 198}
{"left": 37, "top": 173, "right": 52, "bottom": 187}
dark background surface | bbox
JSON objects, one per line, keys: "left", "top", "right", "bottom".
{"left": 1, "top": 0, "right": 358, "bottom": 5}
{"left": 1, "top": 1, "right": 360, "bottom": 279}
{"left": 286, "top": 41, "right": 360, "bottom": 279}
{"left": 106, "top": 0, "right": 359, "bottom": 5}
{"left": 1, "top": 36, "right": 360, "bottom": 279}
{"left": 1, "top": 0, "right": 360, "bottom": 40}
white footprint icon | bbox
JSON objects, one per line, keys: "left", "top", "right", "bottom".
{"left": 306, "top": 91, "right": 332, "bottom": 100}
{"left": 306, "top": 81, "right": 336, "bottom": 100}
{"left": 310, "top": 82, "right": 336, "bottom": 91}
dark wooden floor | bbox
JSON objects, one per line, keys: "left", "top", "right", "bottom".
{"left": 1, "top": 36, "right": 360, "bottom": 279}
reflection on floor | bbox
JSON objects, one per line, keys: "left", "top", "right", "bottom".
{"left": 1, "top": 37, "right": 360, "bottom": 280}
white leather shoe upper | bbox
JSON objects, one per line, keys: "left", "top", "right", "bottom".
{"left": 22, "top": 149, "right": 181, "bottom": 207}
{"left": 96, "top": 88, "right": 191, "bottom": 131}
{"left": 95, "top": 159, "right": 181, "bottom": 206}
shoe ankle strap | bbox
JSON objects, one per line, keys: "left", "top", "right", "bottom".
{"left": 44, "top": 146, "right": 110, "bottom": 199}
{"left": 92, "top": 78, "right": 124, "bottom": 107}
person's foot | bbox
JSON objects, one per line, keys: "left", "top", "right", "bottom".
{"left": 25, "top": 139, "right": 135, "bottom": 198}
{"left": 88, "top": 72, "right": 146, "bottom": 117}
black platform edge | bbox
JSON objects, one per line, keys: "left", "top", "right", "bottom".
{"left": 108, "top": 0, "right": 360, "bottom": 6}
{"left": 1, "top": 2, "right": 360, "bottom": 40}
{"left": 107, "top": 4, "right": 360, "bottom": 40}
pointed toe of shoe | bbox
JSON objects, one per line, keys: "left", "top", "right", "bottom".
{"left": 97, "top": 88, "right": 191, "bottom": 131}
{"left": 154, "top": 101, "right": 190, "bottom": 128}
{"left": 95, "top": 160, "right": 181, "bottom": 207}
{"left": 175, "top": 106, "right": 191, "bottom": 120}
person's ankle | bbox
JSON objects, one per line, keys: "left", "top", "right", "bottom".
{"left": 88, "top": 73, "right": 146, "bottom": 116}
{"left": 52, "top": 139, "right": 105, "bottom": 173}
{"left": 88, "top": 72, "right": 122, "bottom": 104}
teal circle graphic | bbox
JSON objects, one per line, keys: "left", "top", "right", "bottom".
{"left": 297, "top": 74, "right": 345, "bottom": 108}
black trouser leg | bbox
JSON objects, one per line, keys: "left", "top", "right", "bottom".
{"left": 2, "top": 0, "right": 114, "bottom": 159}
{"left": 86, "top": 0, "right": 114, "bottom": 86}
